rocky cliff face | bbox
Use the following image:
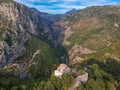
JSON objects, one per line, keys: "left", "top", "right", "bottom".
{"left": 30, "top": 8, "right": 63, "bottom": 47}
{"left": 0, "top": 1, "right": 62, "bottom": 78}
{"left": 0, "top": 2, "right": 28, "bottom": 66}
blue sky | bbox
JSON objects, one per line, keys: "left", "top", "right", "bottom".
{"left": 15, "top": 0, "right": 120, "bottom": 14}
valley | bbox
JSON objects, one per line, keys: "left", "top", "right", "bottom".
{"left": 0, "top": 0, "right": 120, "bottom": 90}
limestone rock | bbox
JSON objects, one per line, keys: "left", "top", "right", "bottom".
{"left": 68, "top": 44, "right": 95, "bottom": 64}
{"left": 114, "top": 23, "right": 119, "bottom": 27}
{"left": 54, "top": 63, "right": 71, "bottom": 77}
{"left": 72, "top": 56, "right": 84, "bottom": 64}
{"left": 76, "top": 72, "right": 89, "bottom": 83}
{"left": 0, "top": 1, "right": 64, "bottom": 78}
{"left": 74, "top": 72, "right": 89, "bottom": 88}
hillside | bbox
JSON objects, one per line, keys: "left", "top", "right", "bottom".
{"left": 55, "top": 5, "right": 120, "bottom": 64}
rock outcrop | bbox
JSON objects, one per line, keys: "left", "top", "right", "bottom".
{"left": 68, "top": 44, "right": 95, "bottom": 64}
{"left": 74, "top": 72, "right": 89, "bottom": 88}
{"left": 54, "top": 63, "right": 71, "bottom": 77}
{"left": 54, "top": 64, "right": 89, "bottom": 88}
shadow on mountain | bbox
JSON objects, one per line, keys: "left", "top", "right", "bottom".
{"left": 84, "top": 58, "right": 120, "bottom": 82}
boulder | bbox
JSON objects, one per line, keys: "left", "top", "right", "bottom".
{"left": 74, "top": 72, "right": 89, "bottom": 88}
{"left": 76, "top": 72, "right": 88, "bottom": 83}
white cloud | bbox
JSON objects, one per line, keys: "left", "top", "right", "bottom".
{"left": 15, "top": 0, "right": 120, "bottom": 14}
{"left": 57, "top": 4, "right": 85, "bottom": 9}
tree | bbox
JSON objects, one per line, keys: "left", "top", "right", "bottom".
{"left": 44, "top": 81, "right": 55, "bottom": 90}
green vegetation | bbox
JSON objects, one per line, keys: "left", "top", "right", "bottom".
{"left": 78, "top": 64, "right": 115, "bottom": 90}
{"left": 0, "top": 58, "right": 119, "bottom": 90}
{"left": 62, "top": 5, "right": 120, "bottom": 70}
{"left": 72, "top": 58, "right": 120, "bottom": 90}
{"left": 66, "top": 17, "right": 120, "bottom": 50}
{"left": 20, "top": 35, "right": 61, "bottom": 78}
{"left": 0, "top": 73, "right": 74, "bottom": 90}
{"left": 84, "top": 41, "right": 120, "bottom": 61}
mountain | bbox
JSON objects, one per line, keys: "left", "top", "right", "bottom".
{"left": 56, "top": 5, "right": 120, "bottom": 64}
{"left": 0, "top": 1, "right": 120, "bottom": 90}
{"left": 0, "top": 0, "right": 67, "bottom": 79}
{"left": 65, "top": 8, "right": 77, "bottom": 15}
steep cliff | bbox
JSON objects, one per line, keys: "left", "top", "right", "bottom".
{"left": 0, "top": 1, "right": 62, "bottom": 78}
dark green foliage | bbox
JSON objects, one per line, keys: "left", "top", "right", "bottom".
{"left": 77, "top": 63, "right": 115, "bottom": 90}
{"left": 18, "top": 58, "right": 117, "bottom": 90}
{"left": 47, "top": 73, "right": 74, "bottom": 90}
{"left": 100, "top": 58, "right": 120, "bottom": 81}
{"left": 0, "top": 77, "right": 22, "bottom": 89}
{"left": 85, "top": 58, "right": 120, "bottom": 82}
{"left": 0, "top": 73, "right": 74, "bottom": 90}
{"left": 0, "top": 58, "right": 119, "bottom": 90}
{"left": 19, "top": 35, "right": 60, "bottom": 78}
{"left": 44, "top": 81, "right": 55, "bottom": 90}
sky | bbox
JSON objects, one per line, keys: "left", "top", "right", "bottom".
{"left": 15, "top": 0, "right": 120, "bottom": 14}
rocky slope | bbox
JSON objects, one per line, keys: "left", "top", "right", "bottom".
{"left": 0, "top": 0, "right": 64, "bottom": 78}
